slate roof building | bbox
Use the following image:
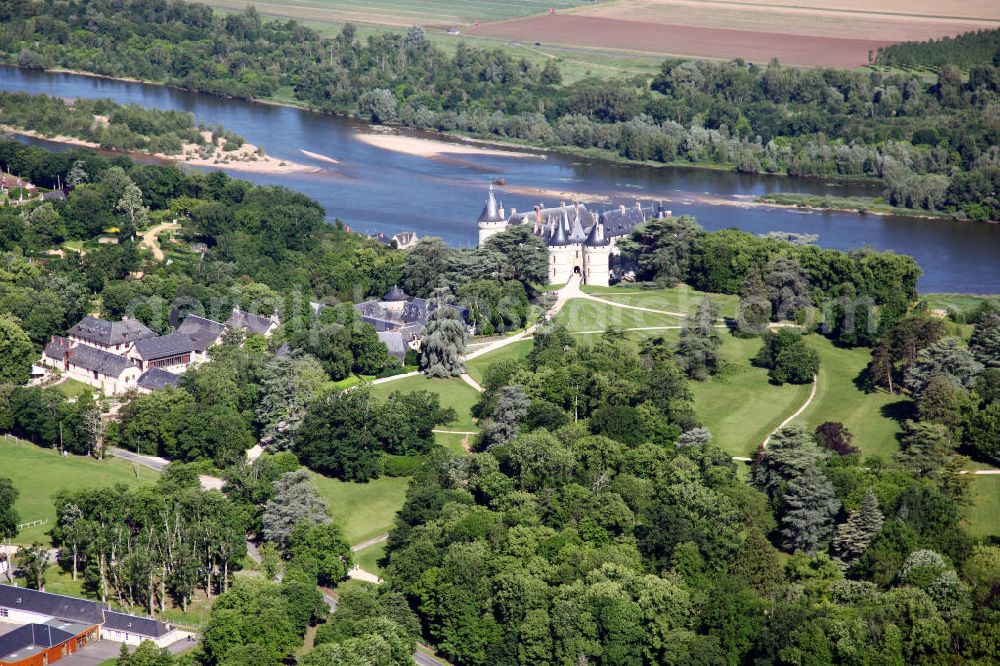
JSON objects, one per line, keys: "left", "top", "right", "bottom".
{"left": 475, "top": 187, "right": 670, "bottom": 286}
{"left": 130, "top": 315, "right": 226, "bottom": 371}
{"left": 67, "top": 316, "right": 156, "bottom": 354}
{"left": 226, "top": 308, "right": 278, "bottom": 338}
{"left": 136, "top": 368, "right": 182, "bottom": 393}
{"left": 41, "top": 336, "right": 140, "bottom": 396}
{"left": 0, "top": 585, "right": 182, "bottom": 653}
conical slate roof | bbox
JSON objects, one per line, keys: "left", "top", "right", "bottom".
{"left": 568, "top": 208, "right": 588, "bottom": 243}
{"left": 585, "top": 219, "right": 610, "bottom": 247}
{"left": 477, "top": 184, "right": 505, "bottom": 223}
{"left": 547, "top": 215, "right": 570, "bottom": 246}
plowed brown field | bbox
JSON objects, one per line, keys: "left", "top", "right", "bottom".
{"left": 474, "top": 14, "right": 896, "bottom": 67}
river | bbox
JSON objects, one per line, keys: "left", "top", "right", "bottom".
{"left": 1, "top": 65, "right": 997, "bottom": 293}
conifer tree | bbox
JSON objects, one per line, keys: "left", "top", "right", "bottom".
{"left": 676, "top": 297, "right": 722, "bottom": 380}
{"left": 896, "top": 420, "right": 955, "bottom": 478}
{"left": 737, "top": 264, "right": 771, "bottom": 336}
{"left": 478, "top": 385, "right": 529, "bottom": 450}
{"left": 969, "top": 310, "right": 1000, "bottom": 368}
{"left": 419, "top": 286, "right": 467, "bottom": 378}
{"left": 779, "top": 466, "right": 840, "bottom": 554}
{"left": 833, "top": 489, "right": 884, "bottom": 563}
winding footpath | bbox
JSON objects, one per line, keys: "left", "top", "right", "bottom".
{"left": 139, "top": 221, "right": 180, "bottom": 262}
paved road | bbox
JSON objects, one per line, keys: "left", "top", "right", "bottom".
{"left": 109, "top": 446, "right": 169, "bottom": 472}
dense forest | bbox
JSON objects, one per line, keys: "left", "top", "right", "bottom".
{"left": 2, "top": 1, "right": 1000, "bottom": 219}
{"left": 876, "top": 28, "right": 1000, "bottom": 70}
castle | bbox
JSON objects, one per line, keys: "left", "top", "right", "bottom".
{"left": 476, "top": 185, "right": 669, "bottom": 286}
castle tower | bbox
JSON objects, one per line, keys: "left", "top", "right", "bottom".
{"left": 583, "top": 216, "right": 611, "bottom": 287}
{"left": 477, "top": 184, "right": 508, "bottom": 246}
{"left": 547, "top": 212, "right": 576, "bottom": 284}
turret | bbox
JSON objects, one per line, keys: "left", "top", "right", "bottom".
{"left": 583, "top": 218, "right": 611, "bottom": 287}
{"left": 477, "top": 184, "right": 508, "bottom": 246}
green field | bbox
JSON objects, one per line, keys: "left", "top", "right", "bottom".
{"left": 209, "top": 0, "right": 587, "bottom": 24}
{"left": 50, "top": 378, "right": 98, "bottom": 400}
{"left": 963, "top": 475, "right": 1000, "bottom": 538}
{"left": 371, "top": 375, "right": 480, "bottom": 431}
{"left": 556, "top": 297, "right": 684, "bottom": 333}
{"left": 310, "top": 473, "right": 411, "bottom": 545}
{"left": 689, "top": 336, "right": 811, "bottom": 457}
{"left": 795, "top": 337, "right": 908, "bottom": 459}
{"left": 582, "top": 285, "right": 742, "bottom": 319}
{"left": 0, "top": 437, "right": 159, "bottom": 544}
{"left": 920, "top": 293, "right": 1000, "bottom": 320}
{"left": 465, "top": 339, "right": 532, "bottom": 384}
{"left": 434, "top": 431, "right": 471, "bottom": 457}
{"left": 354, "top": 540, "right": 387, "bottom": 576}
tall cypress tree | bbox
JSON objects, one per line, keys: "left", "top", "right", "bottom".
{"left": 419, "top": 286, "right": 467, "bottom": 378}
{"left": 779, "top": 466, "right": 840, "bottom": 554}
{"left": 676, "top": 297, "right": 722, "bottom": 380}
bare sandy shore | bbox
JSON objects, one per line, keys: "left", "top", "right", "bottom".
{"left": 355, "top": 131, "right": 542, "bottom": 160}
{"left": 1, "top": 125, "right": 319, "bottom": 175}
{"left": 502, "top": 184, "right": 610, "bottom": 204}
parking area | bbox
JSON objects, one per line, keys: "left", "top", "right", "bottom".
{"left": 56, "top": 639, "right": 124, "bottom": 665}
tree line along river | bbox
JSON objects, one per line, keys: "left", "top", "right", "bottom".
{"left": 1, "top": 65, "right": 997, "bottom": 294}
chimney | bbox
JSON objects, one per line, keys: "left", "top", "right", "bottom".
{"left": 510, "top": 207, "right": 517, "bottom": 216}
{"left": 619, "top": 204, "right": 626, "bottom": 213}
{"left": 636, "top": 201, "right": 643, "bottom": 212}
{"left": 498, "top": 203, "right": 505, "bottom": 218}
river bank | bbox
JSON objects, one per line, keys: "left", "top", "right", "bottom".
{"left": 3, "top": 63, "right": 997, "bottom": 293}
{"left": 755, "top": 193, "right": 968, "bottom": 223}
{"left": 0, "top": 124, "right": 319, "bottom": 176}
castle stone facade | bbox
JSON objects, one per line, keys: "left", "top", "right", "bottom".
{"left": 476, "top": 185, "right": 669, "bottom": 286}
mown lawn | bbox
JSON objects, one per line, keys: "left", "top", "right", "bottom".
{"left": 920, "top": 293, "right": 999, "bottom": 319}
{"left": 465, "top": 339, "right": 532, "bottom": 385}
{"left": 963, "top": 475, "right": 1000, "bottom": 538}
{"left": 354, "top": 540, "right": 387, "bottom": 576}
{"left": 796, "top": 337, "right": 909, "bottom": 460}
{"left": 49, "top": 378, "right": 98, "bottom": 400}
{"left": 310, "top": 473, "right": 410, "bottom": 545}
{"left": 0, "top": 437, "right": 159, "bottom": 545}
{"left": 582, "top": 284, "right": 741, "bottom": 319}
{"left": 690, "top": 336, "right": 811, "bottom": 458}
{"left": 371, "top": 375, "right": 479, "bottom": 431}
{"left": 556, "top": 297, "right": 683, "bottom": 333}
{"left": 435, "top": 431, "right": 471, "bottom": 457}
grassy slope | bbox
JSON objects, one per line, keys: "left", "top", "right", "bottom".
{"left": 310, "top": 472, "right": 411, "bottom": 544}
{"left": 353, "top": 540, "right": 387, "bottom": 576}
{"left": 690, "top": 336, "right": 810, "bottom": 457}
{"left": 1, "top": 437, "right": 159, "bottom": 545}
{"left": 434, "top": 431, "right": 471, "bottom": 457}
{"left": 371, "top": 375, "right": 480, "bottom": 431}
{"left": 796, "top": 337, "right": 908, "bottom": 459}
{"left": 558, "top": 297, "right": 683, "bottom": 333}
{"left": 582, "top": 284, "right": 741, "bottom": 319}
{"left": 963, "top": 475, "right": 1000, "bottom": 538}
{"left": 465, "top": 339, "right": 533, "bottom": 384}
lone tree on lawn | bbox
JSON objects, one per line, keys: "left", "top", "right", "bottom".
{"left": 420, "top": 286, "right": 466, "bottom": 378}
